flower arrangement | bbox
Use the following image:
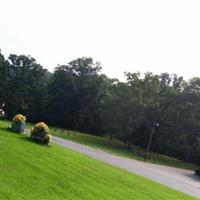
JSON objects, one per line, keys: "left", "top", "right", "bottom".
{"left": 12, "top": 114, "right": 26, "bottom": 122}
{"left": 11, "top": 114, "right": 26, "bottom": 133}
{"left": 31, "top": 122, "right": 52, "bottom": 144}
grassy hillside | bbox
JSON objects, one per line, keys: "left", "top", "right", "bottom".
{"left": 1, "top": 120, "right": 198, "bottom": 170}
{"left": 0, "top": 121, "right": 195, "bottom": 200}
{"left": 51, "top": 128, "right": 199, "bottom": 170}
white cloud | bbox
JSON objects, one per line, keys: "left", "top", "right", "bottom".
{"left": 0, "top": 0, "right": 200, "bottom": 80}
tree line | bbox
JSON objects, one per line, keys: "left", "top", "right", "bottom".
{"left": 0, "top": 50, "right": 199, "bottom": 164}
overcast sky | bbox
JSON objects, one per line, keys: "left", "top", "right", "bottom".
{"left": 0, "top": 0, "right": 200, "bottom": 80}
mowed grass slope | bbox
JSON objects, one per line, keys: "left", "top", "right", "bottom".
{"left": 0, "top": 122, "right": 195, "bottom": 200}
{"left": 1, "top": 120, "right": 198, "bottom": 170}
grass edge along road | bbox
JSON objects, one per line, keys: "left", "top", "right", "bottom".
{"left": 0, "top": 121, "right": 195, "bottom": 200}
{"left": 1, "top": 120, "right": 199, "bottom": 170}
{"left": 53, "top": 130, "right": 199, "bottom": 170}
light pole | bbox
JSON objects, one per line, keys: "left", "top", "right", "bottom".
{"left": 145, "top": 122, "right": 159, "bottom": 159}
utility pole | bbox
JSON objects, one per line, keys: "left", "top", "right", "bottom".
{"left": 145, "top": 122, "right": 159, "bottom": 159}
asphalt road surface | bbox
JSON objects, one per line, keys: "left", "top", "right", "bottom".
{"left": 53, "top": 136, "right": 200, "bottom": 199}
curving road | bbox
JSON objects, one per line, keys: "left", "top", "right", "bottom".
{"left": 53, "top": 136, "right": 200, "bottom": 199}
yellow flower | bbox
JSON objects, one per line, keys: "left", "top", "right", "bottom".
{"left": 32, "top": 122, "right": 50, "bottom": 134}
{"left": 13, "top": 114, "right": 26, "bottom": 122}
{"left": 35, "top": 122, "right": 49, "bottom": 133}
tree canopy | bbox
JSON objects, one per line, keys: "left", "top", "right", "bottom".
{"left": 0, "top": 50, "right": 199, "bottom": 164}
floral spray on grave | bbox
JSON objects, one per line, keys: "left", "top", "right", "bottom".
{"left": 11, "top": 114, "right": 26, "bottom": 133}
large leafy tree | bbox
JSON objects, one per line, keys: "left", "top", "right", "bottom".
{"left": 47, "top": 57, "right": 105, "bottom": 133}
{"left": 0, "top": 50, "right": 10, "bottom": 109}
{"left": 5, "top": 54, "right": 49, "bottom": 121}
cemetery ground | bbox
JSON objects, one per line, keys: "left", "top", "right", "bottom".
{"left": 2, "top": 119, "right": 197, "bottom": 171}
{"left": 0, "top": 120, "right": 196, "bottom": 200}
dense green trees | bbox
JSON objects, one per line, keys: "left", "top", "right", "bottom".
{"left": 0, "top": 50, "right": 199, "bottom": 164}
{"left": 0, "top": 51, "right": 10, "bottom": 107}
{"left": 46, "top": 58, "right": 105, "bottom": 134}
{"left": 0, "top": 53, "right": 49, "bottom": 121}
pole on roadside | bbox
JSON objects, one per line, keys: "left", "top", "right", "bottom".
{"left": 145, "top": 122, "right": 159, "bottom": 160}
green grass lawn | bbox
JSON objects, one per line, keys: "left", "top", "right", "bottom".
{"left": 0, "top": 121, "right": 195, "bottom": 200}
{"left": 1, "top": 120, "right": 199, "bottom": 170}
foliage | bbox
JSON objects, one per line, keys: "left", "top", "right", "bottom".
{"left": 1, "top": 53, "right": 50, "bottom": 122}
{"left": 0, "top": 49, "right": 199, "bottom": 164}
{"left": 46, "top": 57, "right": 105, "bottom": 134}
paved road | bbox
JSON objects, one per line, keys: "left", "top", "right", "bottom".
{"left": 53, "top": 136, "right": 200, "bottom": 199}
